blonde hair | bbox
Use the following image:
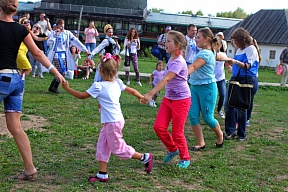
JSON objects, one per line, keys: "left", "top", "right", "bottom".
{"left": 198, "top": 28, "right": 218, "bottom": 52}
{"left": 0, "top": 0, "right": 17, "bottom": 15}
{"left": 104, "top": 24, "right": 113, "bottom": 33}
{"left": 19, "top": 17, "right": 26, "bottom": 24}
{"left": 99, "top": 54, "right": 121, "bottom": 81}
{"left": 167, "top": 30, "right": 187, "bottom": 57}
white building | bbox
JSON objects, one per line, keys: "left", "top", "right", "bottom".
{"left": 224, "top": 9, "right": 288, "bottom": 68}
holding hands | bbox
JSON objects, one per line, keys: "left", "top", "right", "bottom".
{"left": 141, "top": 93, "right": 152, "bottom": 104}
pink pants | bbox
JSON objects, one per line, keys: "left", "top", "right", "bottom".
{"left": 96, "top": 121, "right": 135, "bottom": 163}
{"left": 154, "top": 97, "right": 191, "bottom": 161}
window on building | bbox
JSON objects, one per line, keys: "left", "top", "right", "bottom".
{"left": 122, "top": 21, "right": 129, "bottom": 30}
{"left": 269, "top": 50, "right": 276, "bottom": 59}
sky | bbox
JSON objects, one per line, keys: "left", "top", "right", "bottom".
{"left": 147, "top": 0, "right": 288, "bottom": 16}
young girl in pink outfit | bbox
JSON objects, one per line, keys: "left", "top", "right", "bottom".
{"left": 142, "top": 30, "right": 191, "bottom": 168}
{"left": 61, "top": 53, "right": 153, "bottom": 182}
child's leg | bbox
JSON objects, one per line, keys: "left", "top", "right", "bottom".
{"left": 105, "top": 121, "right": 135, "bottom": 160}
{"left": 170, "top": 98, "right": 191, "bottom": 161}
{"left": 153, "top": 97, "right": 177, "bottom": 152}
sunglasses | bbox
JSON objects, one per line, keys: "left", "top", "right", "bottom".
{"left": 23, "top": 21, "right": 30, "bottom": 25}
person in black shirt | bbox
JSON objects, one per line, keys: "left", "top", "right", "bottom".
{"left": 0, "top": 0, "right": 65, "bottom": 180}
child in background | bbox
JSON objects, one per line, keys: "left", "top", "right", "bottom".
{"left": 70, "top": 46, "right": 81, "bottom": 78}
{"left": 78, "top": 59, "right": 95, "bottom": 80}
{"left": 61, "top": 53, "right": 153, "bottom": 182}
{"left": 149, "top": 61, "right": 165, "bottom": 107}
{"left": 141, "top": 30, "right": 191, "bottom": 168}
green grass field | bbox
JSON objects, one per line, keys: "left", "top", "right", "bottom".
{"left": 0, "top": 57, "right": 287, "bottom": 191}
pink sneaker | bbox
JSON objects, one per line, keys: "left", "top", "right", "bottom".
{"left": 88, "top": 176, "right": 108, "bottom": 182}
{"left": 144, "top": 153, "right": 153, "bottom": 173}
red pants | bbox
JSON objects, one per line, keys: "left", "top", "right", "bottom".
{"left": 153, "top": 97, "right": 191, "bottom": 160}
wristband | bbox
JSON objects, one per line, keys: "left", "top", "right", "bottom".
{"left": 48, "top": 65, "right": 54, "bottom": 71}
{"left": 235, "top": 61, "right": 239, "bottom": 66}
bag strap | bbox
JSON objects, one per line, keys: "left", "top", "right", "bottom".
{"left": 236, "top": 63, "right": 249, "bottom": 83}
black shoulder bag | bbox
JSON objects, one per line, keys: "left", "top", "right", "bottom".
{"left": 227, "top": 64, "right": 254, "bottom": 110}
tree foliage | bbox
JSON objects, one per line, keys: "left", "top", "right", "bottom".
{"left": 196, "top": 10, "right": 203, "bottom": 16}
{"left": 149, "top": 8, "right": 164, "bottom": 13}
{"left": 216, "top": 7, "right": 249, "bottom": 19}
{"left": 178, "top": 10, "right": 203, "bottom": 16}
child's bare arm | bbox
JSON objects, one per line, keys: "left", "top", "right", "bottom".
{"left": 61, "top": 81, "right": 91, "bottom": 99}
{"left": 124, "top": 87, "right": 143, "bottom": 101}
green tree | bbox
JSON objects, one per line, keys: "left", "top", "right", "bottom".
{"left": 196, "top": 10, "right": 203, "bottom": 16}
{"left": 149, "top": 8, "right": 164, "bottom": 13}
{"left": 180, "top": 10, "right": 193, "bottom": 14}
{"left": 216, "top": 7, "right": 248, "bottom": 19}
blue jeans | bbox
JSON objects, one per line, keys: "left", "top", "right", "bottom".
{"left": 0, "top": 72, "right": 25, "bottom": 113}
{"left": 216, "top": 79, "right": 226, "bottom": 112}
{"left": 86, "top": 43, "right": 96, "bottom": 60}
{"left": 224, "top": 76, "right": 258, "bottom": 138}
{"left": 157, "top": 49, "right": 170, "bottom": 64}
{"left": 28, "top": 52, "right": 43, "bottom": 77}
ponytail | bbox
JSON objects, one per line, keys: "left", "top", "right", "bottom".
{"left": 211, "top": 37, "right": 218, "bottom": 52}
{"left": 252, "top": 38, "right": 262, "bottom": 62}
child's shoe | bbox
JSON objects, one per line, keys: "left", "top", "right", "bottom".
{"left": 141, "top": 153, "right": 153, "bottom": 173}
{"left": 149, "top": 99, "right": 154, "bottom": 107}
{"left": 177, "top": 160, "right": 190, "bottom": 168}
{"left": 126, "top": 81, "right": 130, "bottom": 85}
{"left": 163, "top": 150, "right": 179, "bottom": 163}
{"left": 88, "top": 173, "right": 108, "bottom": 182}
{"left": 137, "top": 81, "right": 142, "bottom": 86}
{"left": 153, "top": 101, "right": 157, "bottom": 107}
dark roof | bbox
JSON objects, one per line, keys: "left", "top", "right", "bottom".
{"left": 223, "top": 9, "right": 288, "bottom": 45}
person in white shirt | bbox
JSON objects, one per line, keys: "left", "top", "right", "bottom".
{"left": 47, "top": 19, "right": 89, "bottom": 94}
{"left": 157, "top": 26, "right": 171, "bottom": 64}
{"left": 185, "top": 24, "right": 198, "bottom": 66}
{"left": 216, "top": 32, "right": 227, "bottom": 52}
{"left": 61, "top": 53, "right": 153, "bottom": 182}
{"left": 90, "top": 24, "right": 120, "bottom": 82}
{"left": 37, "top": 12, "right": 51, "bottom": 52}
{"left": 124, "top": 28, "right": 141, "bottom": 86}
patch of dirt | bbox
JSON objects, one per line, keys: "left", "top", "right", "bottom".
{"left": 0, "top": 114, "right": 50, "bottom": 138}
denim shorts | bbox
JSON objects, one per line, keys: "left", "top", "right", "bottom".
{"left": 0, "top": 72, "right": 25, "bottom": 113}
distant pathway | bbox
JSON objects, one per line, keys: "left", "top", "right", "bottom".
{"left": 118, "top": 71, "right": 284, "bottom": 87}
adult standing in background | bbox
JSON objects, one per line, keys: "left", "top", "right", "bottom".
{"left": 157, "top": 26, "right": 171, "bottom": 64}
{"left": 84, "top": 21, "right": 99, "bottom": 60}
{"left": 37, "top": 12, "right": 51, "bottom": 52}
{"left": 0, "top": 0, "right": 65, "bottom": 180}
{"left": 47, "top": 19, "right": 89, "bottom": 94}
{"left": 224, "top": 28, "right": 261, "bottom": 141}
{"left": 216, "top": 32, "right": 227, "bottom": 52}
{"left": 280, "top": 47, "right": 288, "bottom": 87}
{"left": 23, "top": 12, "right": 33, "bottom": 26}
{"left": 124, "top": 28, "right": 141, "bottom": 86}
{"left": 185, "top": 24, "right": 198, "bottom": 66}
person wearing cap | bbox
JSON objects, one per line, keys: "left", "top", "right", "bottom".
{"left": 72, "top": 30, "right": 78, "bottom": 37}
{"left": 157, "top": 26, "right": 171, "bottom": 64}
{"left": 216, "top": 32, "right": 227, "bottom": 52}
{"left": 90, "top": 24, "right": 120, "bottom": 82}
{"left": 52, "top": 23, "right": 57, "bottom": 31}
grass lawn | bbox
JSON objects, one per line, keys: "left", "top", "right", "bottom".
{"left": 0, "top": 63, "right": 287, "bottom": 191}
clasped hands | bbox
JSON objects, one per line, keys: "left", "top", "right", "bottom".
{"left": 139, "top": 93, "right": 152, "bottom": 104}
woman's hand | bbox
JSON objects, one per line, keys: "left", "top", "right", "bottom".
{"left": 55, "top": 74, "right": 66, "bottom": 83}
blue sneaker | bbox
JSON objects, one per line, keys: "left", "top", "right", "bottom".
{"left": 177, "top": 160, "right": 190, "bottom": 168}
{"left": 246, "top": 120, "right": 250, "bottom": 126}
{"left": 163, "top": 150, "right": 179, "bottom": 163}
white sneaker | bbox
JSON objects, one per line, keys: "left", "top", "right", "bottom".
{"left": 137, "top": 82, "right": 142, "bottom": 86}
{"left": 153, "top": 101, "right": 157, "bottom": 107}
{"left": 218, "top": 110, "right": 225, "bottom": 119}
{"left": 126, "top": 81, "right": 130, "bottom": 85}
{"left": 149, "top": 99, "right": 154, "bottom": 107}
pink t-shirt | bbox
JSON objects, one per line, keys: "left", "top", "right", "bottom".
{"left": 164, "top": 56, "right": 191, "bottom": 100}
{"left": 84, "top": 28, "right": 99, "bottom": 44}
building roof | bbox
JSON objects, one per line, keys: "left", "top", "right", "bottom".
{"left": 223, "top": 9, "right": 288, "bottom": 45}
{"left": 145, "top": 12, "right": 242, "bottom": 29}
